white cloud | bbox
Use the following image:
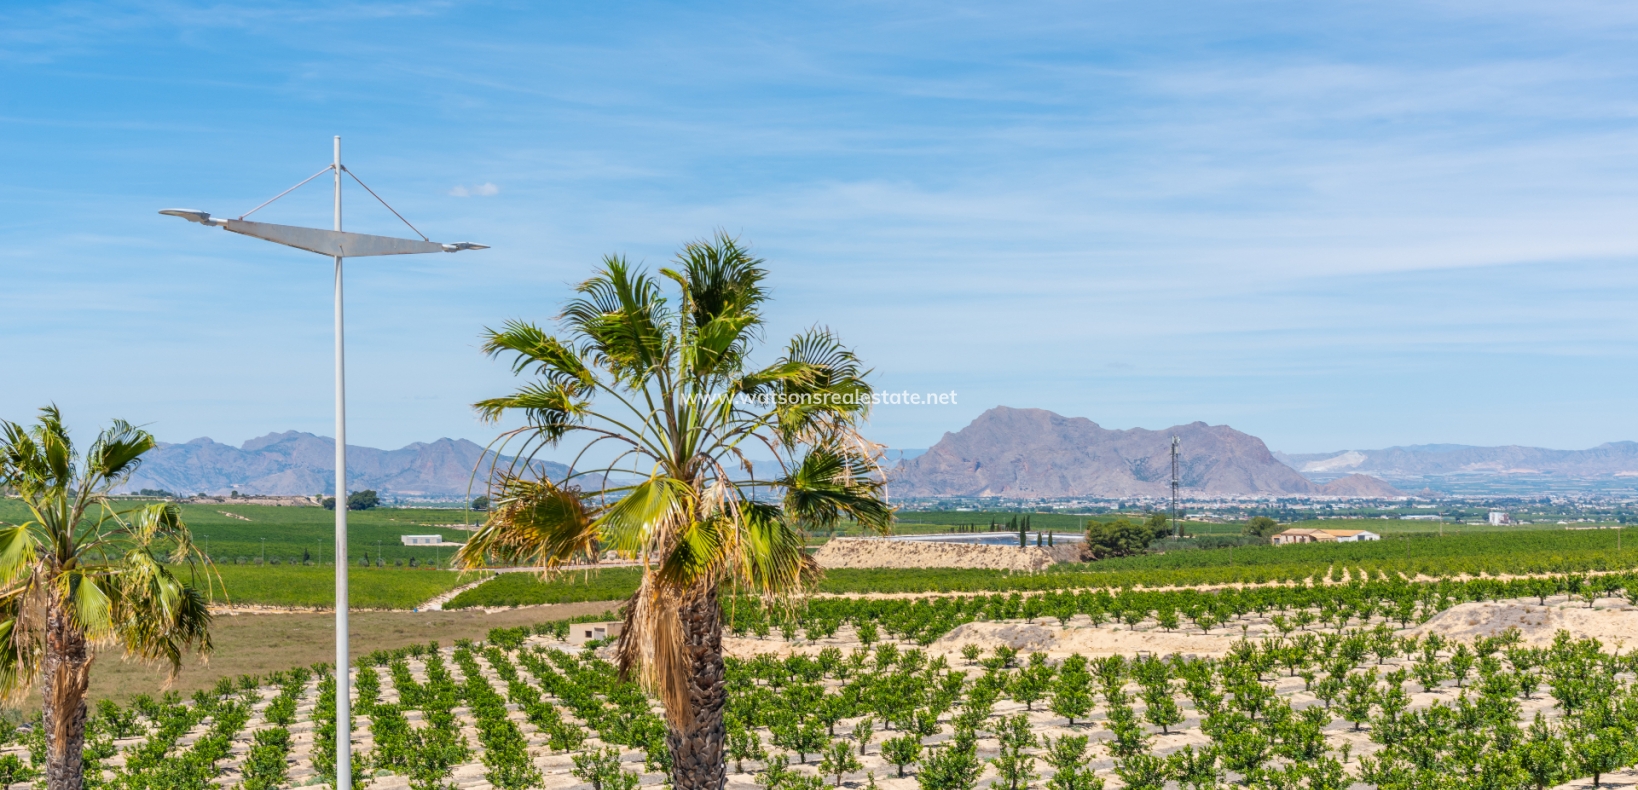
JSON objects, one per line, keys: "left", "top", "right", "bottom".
{"left": 449, "top": 182, "right": 499, "bottom": 198}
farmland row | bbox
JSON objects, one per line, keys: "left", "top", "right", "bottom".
{"left": 4, "top": 577, "right": 1636, "bottom": 790}
{"left": 446, "top": 529, "right": 1638, "bottom": 608}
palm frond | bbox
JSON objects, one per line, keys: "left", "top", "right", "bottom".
{"left": 0, "top": 586, "right": 41, "bottom": 701}
{"left": 654, "top": 518, "right": 728, "bottom": 591}
{"left": 480, "top": 320, "right": 596, "bottom": 391}
{"left": 0, "top": 526, "right": 39, "bottom": 587}
{"left": 562, "top": 256, "right": 673, "bottom": 384}
{"left": 114, "top": 567, "right": 212, "bottom": 674}
{"left": 472, "top": 381, "right": 591, "bottom": 437}
{"left": 597, "top": 476, "right": 691, "bottom": 556}
{"left": 456, "top": 478, "right": 601, "bottom": 570}
{"left": 84, "top": 420, "right": 155, "bottom": 483}
{"left": 781, "top": 445, "right": 893, "bottom": 534}
{"left": 731, "top": 503, "right": 816, "bottom": 601}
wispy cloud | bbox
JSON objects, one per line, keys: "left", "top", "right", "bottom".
{"left": 449, "top": 182, "right": 499, "bottom": 198}
{"left": 4, "top": 1, "right": 1638, "bottom": 455}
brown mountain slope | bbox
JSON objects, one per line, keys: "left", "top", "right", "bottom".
{"left": 891, "top": 406, "right": 1390, "bottom": 498}
{"left": 1315, "top": 473, "right": 1404, "bottom": 497}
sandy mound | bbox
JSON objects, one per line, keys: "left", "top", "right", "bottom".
{"left": 1413, "top": 601, "right": 1638, "bottom": 648}
{"left": 938, "top": 622, "right": 1058, "bottom": 651}
{"left": 931, "top": 621, "right": 1240, "bottom": 659}
{"left": 814, "top": 537, "right": 1056, "bottom": 571}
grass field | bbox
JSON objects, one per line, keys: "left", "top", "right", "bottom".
{"left": 194, "top": 565, "right": 480, "bottom": 609}
{"left": 0, "top": 498, "right": 474, "bottom": 566}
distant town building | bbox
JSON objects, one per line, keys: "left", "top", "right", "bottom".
{"left": 401, "top": 535, "right": 443, "bottom": 546}
{"left": 1488, "top": 511, "right": 1512, "bottom": 526}
{"left": 1271, "top": 528, "right": 1381, "bottom": 546}
{"left": 567, "top": 621, "right": 623, "bottom": 646}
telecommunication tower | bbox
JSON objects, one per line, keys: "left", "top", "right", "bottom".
{"left": 1170, "top": 435, "right": 1181, "bottom": 538}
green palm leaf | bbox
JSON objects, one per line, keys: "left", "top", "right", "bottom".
{"left": 460, "top": 234, "right": 892, "bottom": 785}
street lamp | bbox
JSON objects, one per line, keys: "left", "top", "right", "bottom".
{"left": 160, "top": 138, "right": 486, "bottom": 790}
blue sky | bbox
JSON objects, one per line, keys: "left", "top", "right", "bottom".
{"left": 3, "top": 1, "right": 1637, "bottom": 458}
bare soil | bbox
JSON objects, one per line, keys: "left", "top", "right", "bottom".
{"left": 1412, "top": 600, "right": 1638, "bottom": 648}
{"left": 814, "top": 537, "right": 1056, "bottom": 571}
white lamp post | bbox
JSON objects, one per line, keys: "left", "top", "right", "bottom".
{"left": 161, "top": 137, "right": 485, "bottom": 790}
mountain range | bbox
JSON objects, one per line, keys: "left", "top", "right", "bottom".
{"left": 117, "top": 431, "right": 569, "bottom": 499}
{"left": 1275, "top": 443, "right": 1638, "bottom": 482}
{"left": 889, "top": 407, "right": 1403, "bottom": 498}
{"left": 125, "top": 411, "right": 1638, "bottom": 500}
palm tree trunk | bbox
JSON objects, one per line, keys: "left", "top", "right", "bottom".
{"left": 43, "top": 598, "right": 91, "bottom": 790}
{"left": 666, "top": 585, "right": 726, "bottom": 790}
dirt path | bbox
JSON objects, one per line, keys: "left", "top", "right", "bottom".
{"left": 419, "top": 576, "right": 496, "bottom": 610}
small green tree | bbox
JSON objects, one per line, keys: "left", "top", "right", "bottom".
{"left": 856, "top": 621, "right": 880, "bottom": 645}
{"left": 881, "top": 734, "right": 922, "bottom": 777}
{"left": 347, "top": 489, "right": 380, "bottom": 510}
{"left": 1113, "top": 753, "right": 1166, "bottom": 790}
{"left": 1143, "top": 511, "right": 1171, "bottom": 539}
{"left": 852, "top": 717, "right": 874, "bottom": 756}
{"left": 1155, "top": 610, "right": 1180, "bottom": 632}
{"left": 727, "top": 725, "right": 766, "bottom": 773}
{"left": 1243, "top": 516, "right": 1281, "bottom": 538}
{"left": 771, "top": 717, "right": 828, "bottom": 764}
{"left": 819, "top": 739, "right": 862, "bottom": 786}
{"left": 988, "top": 715, "right": 1037, "bottom": 790}
{"left": 757, "top": 755, "right": 797, "bottom": 790}
{"left": 1339, "top": 669, "right": 1378, "bottom": 731}
{"left": 1141, "top": 681, "right": 1184, "bottom": 735}
{"left": 409, "top": 724, "right": 471, "bottom": 790}
{"left": 1051, "top": 655, "right": 1094, "bottom": 726}
{"left": 916, "top": 729, "right": 981, "bottom": 790}
{"left": 1519, "top": 713, "right": 1566, "bottom": 790}
{"left": 1164, "top": 745, "right": 1221, "bottom": 790}
{"left": 1081, "top": 519, "right": 1158, "bottom": 560}
{"left": 1571, "top": 720, "right": 1628, "bottom": 788}
{"left": 1043, "top": 735, "right": 1103, "bottom": 790}
{"left": 1010, "top": 663, "right": 1052, "bottom": 711}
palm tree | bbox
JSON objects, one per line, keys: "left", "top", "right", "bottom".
{"left": 0, "top": 407, "right": 214, "bottom": 790}
{"left": 456, "top": 234, "right": 891, "bottom": 790}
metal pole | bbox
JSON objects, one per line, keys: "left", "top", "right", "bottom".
{"left": 1170, "top": 436, "right": 1181, "bottom": 539}
{"left": 332, "top": 135, "right": 351, "bottom": 790}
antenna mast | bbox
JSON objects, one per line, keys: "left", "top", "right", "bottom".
{"left": 1170, "top": 435, "right": 1181, "bottom": 538}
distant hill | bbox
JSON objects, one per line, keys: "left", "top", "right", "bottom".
{"left": 1313, "top": 473, "right": 1404, "bottom": 497}
{"left": 890, "top": 406, "right": 1395, "bottom": 498}
{"left": 117, "top": 431, "right": 570, "bottom": 499}
{"left": 1275, "top": 443, "right": 1638, "bottom": 482}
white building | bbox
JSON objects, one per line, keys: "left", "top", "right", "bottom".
{"left": 1271, "top": 528, "right": 1382, "bottom": 545}
{"left": 401, "top": 535, "right": 443, "bottom": 546}
{"left": 567, "top": 621, "right": 623, "bottom": 646}
{"left": 1488, "top": 511, "right": 1512, "bottom": 526}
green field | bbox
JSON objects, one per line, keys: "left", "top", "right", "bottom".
{"left": 191, "top": 565, "right": 479, "bottom": 609}
{"left": 0, "top": 498, "right": 474, "bottom": 567}
{"left": 445, "top": 525, "right": 1638, "bottom": 605}
{"left": 0, "top": 499, "right": 485, "bottom": 608}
